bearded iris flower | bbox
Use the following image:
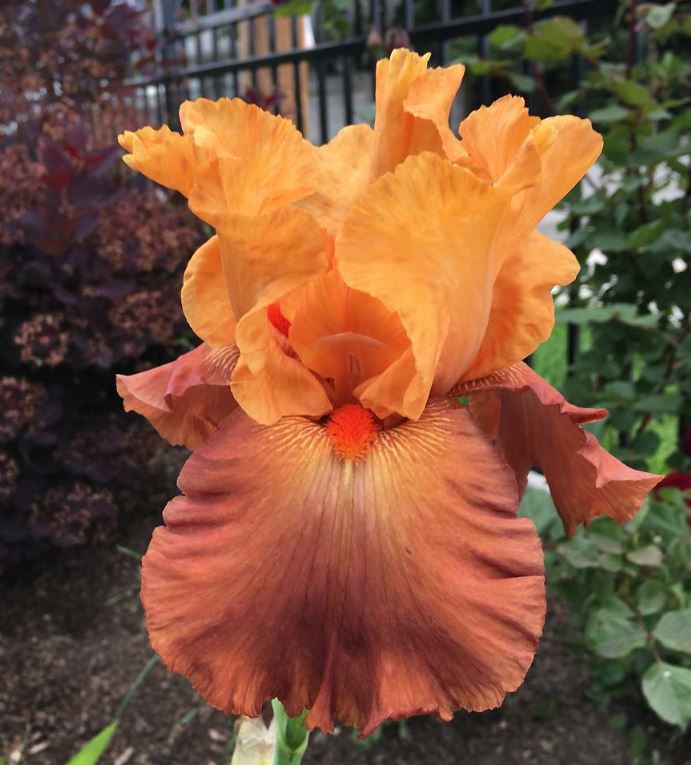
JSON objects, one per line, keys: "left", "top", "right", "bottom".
{"left": 116, "top": 50, "right": 661, "bottom": 736}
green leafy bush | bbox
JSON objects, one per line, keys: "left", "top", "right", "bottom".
{"left": 523, "top": 485, "right": 691, "bottom": 729}
{"left": 467, "top": 0, "right": 691, "bottom": 471}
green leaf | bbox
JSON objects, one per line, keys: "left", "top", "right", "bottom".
{"left": 614, "top": 79, "right": 655, "bottom": 109}
{"left": 589, "top": 104, "right": 631, "bottom": 124}
{"left": 644, "top": 3, "right": 675, "bottom": 30}
{"left": 66, "top": 722, "right": 118, "bottom": 765}
{"left": 627, "top": 545, "right": 664, "bottom": 567}
{"left": 558, "top": 534, "right": 600, "bottom": 568}
{"left": 662, "top": 229, "right": 691, "bottom": 254}
{"left": 556, "top": 303, "right": 658, "bottom": 328}
{"left": 519, "top": 488, "right": 562, "bottom": 539}
{"left": 637, "top": 580, "right": 667, "bottom": 616}
{"left": 633, "top": 394, "right": 683, "bottom": 415}
{"left": 641, "top": 662, "right": 691, "bottom": 728}
{"left": 654, "top": 610, "right": 691, "bottom": 653}
{"left": 588, "top": 517, "right": 626, "bottom": 553}
{"left": 273, "top": 0, "right": 313, "bottom": 17}
{"left": 488, "top": 24, "right": 525, "bottom": 50}
{"left": 586, "top": 605, "right": 647, "bottom": 658}
{"left": 628, "top": 220, "right": 664, "bottom": 248}
{"left": 508, "top": 72, "right": 536, "bottom": 92}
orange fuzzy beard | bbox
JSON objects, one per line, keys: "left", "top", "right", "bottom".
{"left": 325, "top": 404, "right": 379, "bottom": 460}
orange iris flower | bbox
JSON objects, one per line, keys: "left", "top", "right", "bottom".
{"left": 116, "top": 50, "right": 661, "bottom": 735}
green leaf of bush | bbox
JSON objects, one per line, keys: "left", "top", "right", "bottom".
{"left": 637, "top": 580, "right": 667, "bottom": 616}
{"left": 642, "top": 663, "right": 691, "bottom": 728}
{"left": 586, "top": 605, "right": 647, "bottom": 658}
{"left": 66, "top": 722, "right": 118, "bottom": 765}
{"left": 627, "top": 545, "right": 664, "bottom": 567}
{"left": 589, "top": 104, "right": 631, "bottom": 124}
{"left": 654, "top": 610, "right": 691, "bottom": 653}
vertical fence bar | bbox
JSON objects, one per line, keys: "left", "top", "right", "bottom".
{"left": 404, "top": 0, "right": 414, "bottom": 30}
{"left": 268, "top": 12, "right": 279, "bottom": 113}
{"left": 343, "top": 52, "right": 354, "bottom": 126}
{"left": 316, "top": 56, "right": 329, "bottom": 143}
{"left": 439, "top": 0, "right": 451, "bottom": 65}
{"left": 477, "top": 0, "right": 492, "bottom": 106}
{"left": 290, "top": 15, "right": 304, "bottom": 133}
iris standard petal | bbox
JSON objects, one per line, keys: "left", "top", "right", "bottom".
{"left": 116, "top": 344, "right": 238, "bottom": 448}
{"left": 463, "top": 231, "right": 580, "bottom": 381}
{"left": 403, "top": 63, "right": 466, "bottom": 161}
{"left": 454, "top": 363, "right": 662, "bottom": 535}
{"left": 297, "top": 123, "right": 374, "bottom": 236}
{"left": 336, "top": 152, "right": 509, "bottom": 418}
{"left": 213, "top": 206, "right": 333, "bottom": 423}
{"left": 460, "top": 97, "right": 602, "bottom": 237}
{"left": 118, "top": 125, "right": 202, "bottom": 196}
{"left": 289, "top": 270, "right": 411, "bottom": 409}
{"left": 459, "top": 96, "right": 539, "bottom": 182}
{"left": 181, "top": 99, "right": 317, "bottom": 222}
{"left": 142, "top": 400, "right": 545, "bottom": 735}
{"left": 230, "top": 314, "right": 333, "bottom": 425}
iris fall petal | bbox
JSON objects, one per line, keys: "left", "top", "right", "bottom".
{"left": 142, "top": 400, "right": 544, "bottom": 735}
{"left": 116, "top": 344, "right": 238, "bottom": 449}
{"left": 455, "top": 364, "right": 661, "bottom": 535}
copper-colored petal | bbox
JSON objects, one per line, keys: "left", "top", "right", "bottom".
{"left": 142, "top": 400, "right": 544, "bottom": 735}
{"left": 116, "top": 344, "right": 238, "bottom": 449}
{"left": 455, "top": 364, "right": 661, "bottom": 535}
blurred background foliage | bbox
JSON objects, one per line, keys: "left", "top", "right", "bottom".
{"left": 0, "top": 0, "right": 204, "bottom": 571}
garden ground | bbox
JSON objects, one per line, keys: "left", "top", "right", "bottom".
{"left": 1, "top": 482, "right": 689, "bottom": 765}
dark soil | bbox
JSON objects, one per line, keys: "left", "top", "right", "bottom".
{"left": 1, "top": 485, "right": 689, "bottom": 765}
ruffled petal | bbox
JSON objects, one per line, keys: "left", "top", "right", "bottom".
{"left": 459, "top": 96, "right": 539, "bottom": 182}
{"left": 336, "top": 152, "right": 509, "bottom": 418}
{"left": 230, "top": 313, "right": 333, "bottom": 425}
{"left": 463, "top": 231, "right": 580, "bottom": 381}
{"left": 218, "top": 206, "right": 329, "bottom": 321}
{"left": 116, "top": 344, "right": 238, "bottom": 449}
{"left": 121, "top": 100, "right": 318, "bottom": 228}
{"left": 460, "top": 97, "right": 602, "bottom": 231}
{"left": 297, "top": 124, "right": 374, "bottom": 236}
{"left": 370, "top": 50, "right": 467, "bottom": 177}
{"left": 182, "top": 236, "right": 236, "bottom": 347}
{"left": 370, "top": 49, "right": 431, "bottom": 177}
{"left": 454, "top": 364, "right": 662, "bottom": 535}
{"left": 181, "top": 98, "right": 318, "bottom": 223}
{"left": 119, "top": 126, "right": 201, "bottom": 196}
{"left": 403, "top": 64, "right": 466, "bottom": 161}
{"left": 142, "top": 400, "right": 545, "bottom": 735}
{"left": 289, "top": 270, "right": 411, "bottom": 410}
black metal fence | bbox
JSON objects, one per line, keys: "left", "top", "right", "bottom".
{"left": 125, "top": 0, "right": 617, "bottom": 144}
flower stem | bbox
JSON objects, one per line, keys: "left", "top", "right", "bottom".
{"left": 271, "top": 699, "right": 310, "bottom": 765}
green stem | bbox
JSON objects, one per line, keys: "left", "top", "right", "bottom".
{"left": 271, "top": 699, "right": 310, "bottom": 765}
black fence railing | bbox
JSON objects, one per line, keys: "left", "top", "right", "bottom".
{"left": 124, "top": 0, "right": 617, "bottom": 144}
